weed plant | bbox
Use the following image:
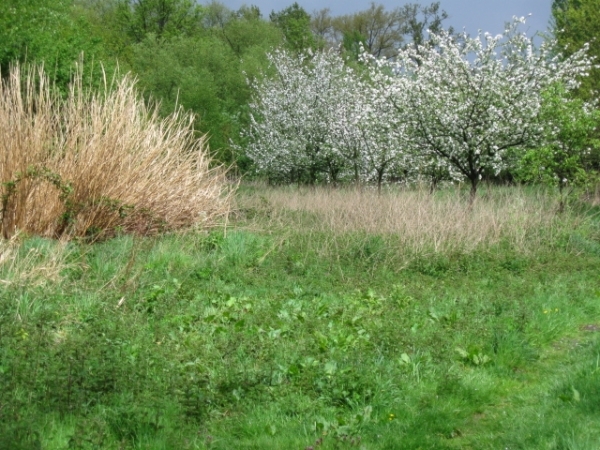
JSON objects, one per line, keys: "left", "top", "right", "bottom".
{"left": 1, "top": 185, "right": 600, "bottom": 449}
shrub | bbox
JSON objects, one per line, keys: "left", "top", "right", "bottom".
{"left": 0, "top": 64, "right": 232, "bottom": 239}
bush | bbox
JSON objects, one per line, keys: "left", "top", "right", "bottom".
{"left": 0, "top": 64, "right": 232, "bottom": 239}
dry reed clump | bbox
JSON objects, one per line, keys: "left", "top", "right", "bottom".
{"left": 0, "top": 64, "right": 232, "bottom": 240}
{"left": 239, "top": 185, "right": 570, "bottom": 254}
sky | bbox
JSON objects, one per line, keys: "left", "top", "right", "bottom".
{"left": 213, "top": 0, "right": 553, "bottom": 37}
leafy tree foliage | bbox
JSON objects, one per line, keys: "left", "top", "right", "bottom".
{"left": 107, "top": 0, "right": 203, "bottom": 42}
{"left": 269, "top": 2, "right": 315, "bottom": 51}
{"left": 128, "top": 12, "right": 282, "bottom": 162}
{"left": 552, "top": 0, "right": 600, "bottom": 100}
{"left": 331, "top": 2, "right": 408, "bottom": 58}
{"left": 79, "top": 0, "right": 204, "bottom": 64}
{"left": 517, "top": 83, "right": 600, "bottom": 209}
{"left": 341, "top": 30, "right": 368, "bottom": 60}
{"left": 0, "top": 0, "right": 107, "bottom": 87}
{"left": 399, "top": 1, "right": 451, "bottom": 51}
{"left": 312, "top": 2, "right": 452, "bottom": 58}
{"left": 310, "top": 8, "right": 335, "bottom": 44}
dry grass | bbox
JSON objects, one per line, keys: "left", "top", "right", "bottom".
{"left": 587, "top": 182, "right": 600, "bottom": 206}
{"left": 0, "top": 64, "right": 232, "bottom": 239}
{"left": 238, "top": 184, "right": 576, "bottom": 255}
{"left": 0, "top": 234, "right": 72, "bottom": 289}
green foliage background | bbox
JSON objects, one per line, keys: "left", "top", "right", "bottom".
{"left": 552, "top": 0, "right": 600, "bottom": 101}
{"left": 0, "top": 0, "right": 110, "bottom": 87}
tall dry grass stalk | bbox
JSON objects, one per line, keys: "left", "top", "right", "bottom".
{"left": 0, "top": 64, "right": 232, "bottom": 239}
{"left": 239, "top": 184, "right": 574, "bottom": 255}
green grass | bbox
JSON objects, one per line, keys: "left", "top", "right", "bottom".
{"left": 1, "top": 187, "right": 600, "bottom": 449}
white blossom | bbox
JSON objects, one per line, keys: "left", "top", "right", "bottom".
{"left": 363, "top": 16, "right": 592, "bottom": 197}
{"left": 242, "top": 48, "right": 413, "bottom": 187}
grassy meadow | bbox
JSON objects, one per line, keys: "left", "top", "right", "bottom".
{"left": 1, "top": 184, "right": 600, "bottom": 449}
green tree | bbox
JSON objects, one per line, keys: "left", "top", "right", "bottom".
{"left": 129, "top": 8, "right": 282, "bottom": 164}
{"left": 517, "top": 83, "right": 600, "bottom": 210}
{"left": 552, "top": 0, "right": 600, "bottom": 100}
{"left": 342, "top": 30, "right": 368, "bottom": 60}
{"left": 312, "top": 2, "right": 452, "bottom": 58}
{"left": 310, "top": 8, "right": 334, "bottom": 45}
{"left": 204, "top": 2, "right": 280, "bottom": 57}
{"left": 116, "top": 0, "right": 203, "bottom": 42}
{"left": 76, "top": 0, "right": 133, "bottom": 60}
{"left": 77, "top": 0, "right": 204, "bottom": 66}
{"left": 331, "top": 2, "right": 407, "bottom": 58}
{"left": 270, "top": 2, "right": 315, "bottom": 51}
{"left": 0, "top": 0, "right": 107, "bottom": 87}
{"left": 400, "top": 1, "right": 451, "bottom": 51}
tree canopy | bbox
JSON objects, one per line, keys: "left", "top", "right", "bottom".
{"left": 243, "top": 16, "right": 596, "bottom": 199}
{"left": 2, "top": 0, "right": 599, "bottom": 188}
{"left": 552, "top": 0, "right": 600, "bottom": 100}
{"left": 365, "top": 17, "right": 592, "bottom": 198}
{"left": 311, "top": 2, "right": 452, "bottom": 58}
{"left": 269, "top": 2, "right": 315, "bottom": 51}
{"left": 0, "top": 0, "right": 107, "bottom": 85}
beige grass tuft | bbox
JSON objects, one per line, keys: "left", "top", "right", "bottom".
{"left": 0, "top": 234, "right": 71, "bottom": 288}
{"left": 0, "top": 64, "right": 232, "bottom": 239}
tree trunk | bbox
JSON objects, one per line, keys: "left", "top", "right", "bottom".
{"left": 469, "top": 177, "right": 478, "bottom": 205}
{"left": 558, "top": 181, "right": 565, "bottom": 213}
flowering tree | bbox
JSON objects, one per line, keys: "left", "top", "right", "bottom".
{"left": 326, "top": 70, "right": 410, "bottom": 190}
{"left": 366, "top": 17, "right": 593, "bottom": 200}
{"left": 244, "top": 48, "right": 411, "bottom": 186}
{"left": 244, "top": 49, "right": 336, "bottom": 184}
